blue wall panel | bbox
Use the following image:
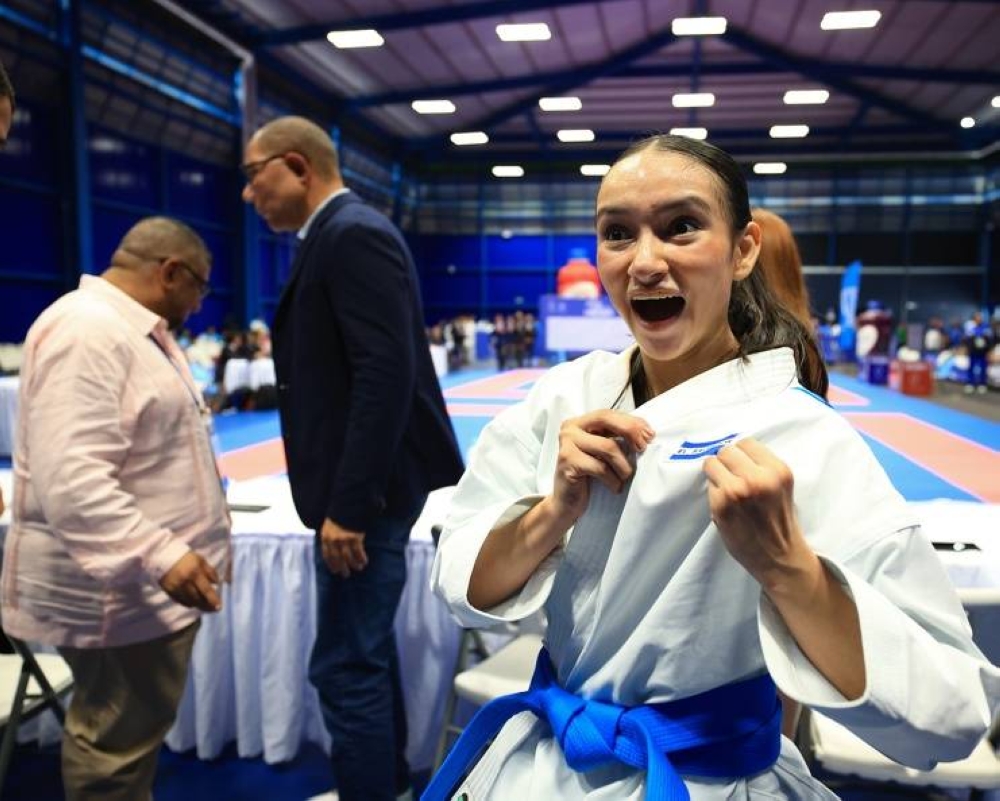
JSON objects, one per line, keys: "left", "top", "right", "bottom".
{"left": 487, "top": 273, "right": 551, "bottom": 308}
{"left": 89, "top": 129, "right": 161, "bottom": 208}
{"left": 166, "top": 153, "right": 237, "bottom": 223}
{"left": 0, "top": 284, "right": 64, "bottom": 346}
{"left": 1, "top": 105, "right": 59, "bottom": 186}
{"left": 0, "top": 192, "right": 62, "bottom": 277}
{"left": 91, "top": 206, "right": 145, "bottom": 272}
{"left": 485, "top": 234, "right": 548, "bottom": 269}
{"left": 410, "top": 234, "right": 481, "bottom": 270}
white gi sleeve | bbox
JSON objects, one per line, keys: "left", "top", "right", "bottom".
{"left": 430, "top": 410, "right": 565, "bottom": 628}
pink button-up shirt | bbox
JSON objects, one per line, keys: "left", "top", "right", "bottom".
{"left": 1, "top": 275, "right": 231, "bottom": 648}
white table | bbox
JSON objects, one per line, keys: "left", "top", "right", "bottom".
{"left": 0, "top": 376, "right": 18, "bottom": 457}
{"left": 164, "top": 480, "right": 461, "bottom": 770}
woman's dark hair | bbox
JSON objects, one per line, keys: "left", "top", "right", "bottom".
{"left": 608, "top": 134, "right": 828, "bottom": 400}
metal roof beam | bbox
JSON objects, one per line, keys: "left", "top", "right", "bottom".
{"left": 411, "top": 26, "right": 682, "bottom": 154}
{"left": 255, "top": 0, "right": 595, "bottom": 47}
{"left": 352, "top": 60, "right": 1000, "bottom": 108}
{"left": 722, "top": 28, "right": 954, "bottom": 136}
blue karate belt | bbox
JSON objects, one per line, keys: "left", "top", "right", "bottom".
{"left": 422, "top": 647, "right": 781, "bottom": 801}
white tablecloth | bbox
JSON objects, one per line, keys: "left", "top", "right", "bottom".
{"left": 164, "top": 479, "right": 461, "bottom": 769}
{"left": 222, "top": 358, "right": 251, "bottom": 395}
{"left": 0, "top": 375, "right": 18, "bottom": 457}
{"left": 430, "top": 344, "right": 448, "bottom": 378}
{"left": 248, "top": 358, "right": 276, "bottom": 390}
{"left": 223, "top": 358, "right": 276, "bottom": 395}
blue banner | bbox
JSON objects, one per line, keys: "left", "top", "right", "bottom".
{"left": 839, "top": 260, "right": 862, "bottom": 358}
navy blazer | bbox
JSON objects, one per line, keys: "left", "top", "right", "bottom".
{"left": 272, "top": 191, "right": 464, "bottom": 533}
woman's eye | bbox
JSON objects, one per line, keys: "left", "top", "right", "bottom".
{"left": 602, "top": 224, "right": 629, "bottom": 241}
{"left": 669, "top": 217, "right": 699, "bottom": 236}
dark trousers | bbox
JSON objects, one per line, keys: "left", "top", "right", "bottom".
{"left": 969, "top": 353, "right": 988, "bottom": 387}
{"left": 309, "top": 509, "right": 421, "bottom": 801}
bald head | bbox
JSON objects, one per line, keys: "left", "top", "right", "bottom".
{"left": 105, "top": 217, "right": 211, "bottom": 330}
{"left": 114, "top": 216, "right": 209, "bottom": 271}
{"left": 251, "top": 116, "right": 339, "bottom": 181}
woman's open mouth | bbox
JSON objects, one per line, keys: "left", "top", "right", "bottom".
{"left": 630, "top": 296, "right": 685, "bottom": 323}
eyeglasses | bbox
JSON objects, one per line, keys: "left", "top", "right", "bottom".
{"left": 176, "top": 260, "right": 212, "bottom": 298}
{"left": 240, "top": 153, "right": 287, "bottom": 182}
{"left": 119, "top": 247, "right": 211, "bottom": 298}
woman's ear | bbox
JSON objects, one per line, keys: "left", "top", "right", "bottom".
{"left": 733, "top": 220, "right": 762, "bottom": 281}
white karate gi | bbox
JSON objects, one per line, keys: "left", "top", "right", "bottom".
{"left": 432, "top": 347, "right": 1000, "bottom": 800}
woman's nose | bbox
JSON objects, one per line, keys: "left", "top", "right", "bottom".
{"left": 628, "top": 232, "right": 667, "bottom": 284}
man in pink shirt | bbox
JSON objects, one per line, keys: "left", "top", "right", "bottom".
{"left": 1, "top": 216, "right": 231, "bottom": 801}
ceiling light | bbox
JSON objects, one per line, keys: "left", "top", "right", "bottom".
{"left": 671, "top": 17, "right": 727, "bottom": 36}
{"left": 769, "top": 124, "right": 810, "bottom": 138}
{"left": 784, "top": 90, "right": 830, "bottom": 105}
{"left": 450, "top": 131, "right": 489, "bottom": 146}
{"left": 411, "top": 100, "right": 456, "bottom": 114}
{"left": 820, "top": 10, "right": 881, "bottom": 30}
{"left": 992, "top": 96, "right": 1000, "bottom": 108}
{"left": 557, "top": 129, "right": 595, "bottom": 143}
{"left": 496, "top": 23, "right": 551, "bottom": 42}
{"left": 754, "top": 162, "right": 788, "bottom": 175}
{"left": 326, "top": 29, "right": 384, "bottom": 48}
{"left": 960, "top": 117, "right": 975, "bottom": 129}
{"left": 669, "top": 127, "right": 708, "bottom": 140}
{"left": 672, "top": 92, "right": 715, "bottom": 108}
{"left": 539, "top": 96, "right": 582, "bottom": 112}
{"left": 580, "top": 164, "right": 610, "bottom": 177}
{"left": 492, "top": 165, "right": 524, "bottom": 178}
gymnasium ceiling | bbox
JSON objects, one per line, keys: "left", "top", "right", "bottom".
{"left": 172, "top": 0, "right": 1000, "bottom": 173}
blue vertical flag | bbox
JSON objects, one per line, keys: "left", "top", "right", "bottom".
{"left": 839, "top": 259, "right": 862, "bottom": 358}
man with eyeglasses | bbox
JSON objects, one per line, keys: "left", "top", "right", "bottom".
{"left": 0, "top": 216, "right": 231, "bottom": 801}
{"left": 242, "top": 116, "right": 463, "bottom": 801}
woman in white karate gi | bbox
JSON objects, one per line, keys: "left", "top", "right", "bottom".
{"left": 427, "top": 135, "right": 999, "bottom": 801}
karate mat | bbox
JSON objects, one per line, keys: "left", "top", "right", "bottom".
{"left": 209, "top": 367, "right": 1000, "bottom": 505}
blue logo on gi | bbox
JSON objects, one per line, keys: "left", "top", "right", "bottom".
{"left": 669, "top": 433, "right": 738, "bottom": 461}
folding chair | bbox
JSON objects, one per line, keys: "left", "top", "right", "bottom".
{"left": 0, "top": 633, "right": 74, "bottom": 795}
{"left": 432, "top": 628, "right": 543, "bottom": 771}
{"left": 806, "top": 586, "right": 1000, "bottom": 800}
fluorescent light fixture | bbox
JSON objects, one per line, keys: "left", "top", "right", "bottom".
{"left": 411, "top": 100, "right": 456, "bottom": 114}
{"left": 960, "top": 117, "right": 975, "bottom": 129}
{"left": 769, "top": 124, "right": 809, "bottom": 138}
{"left": 557, "top": 129, "right": 595, "bottom": 143}
{"left": 492, "top": 165, "right": 524, "bottom": 178}
{"left": 539, "top": 96, "right": 582, "bottom": 112}
{"left": 496, "top": 23, "right": 551, "bottom": 42}
{"left": 672, "top": 92, "right": 715, "bottom": 108}
{"left": 669, "top": 127, "right": 708, "bottom": 140}
{"left": 754, "top": 162, "right": 788, "bottom": 175}
{"left": 992, "top": 96, "right": 1000, "bottom": 108}
{"left": 326, "top": 29, "right": 384, "bottom": 48}
{"left": 671, "top": 16, "right": 727, "bottom": 36}
{"left": 580, "top": 164, "right": 610, "bottom": 176}
{"left": 820, "top": 10, "right": 881, "bottom": 30}
{"left": 784, "top": 89, "right": 829, "bottom": 105}
{"left": 450, "top": 131, "right": 489, "bottom": 146}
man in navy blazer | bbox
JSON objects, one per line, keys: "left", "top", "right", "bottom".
{"left": 242, "top": 116, "right": 464, "bottom": 801}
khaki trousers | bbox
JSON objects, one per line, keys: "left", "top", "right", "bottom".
{"left": 57, "top": 621, "right": 199, "bottom": 801}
